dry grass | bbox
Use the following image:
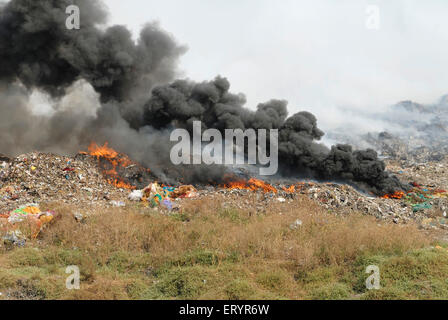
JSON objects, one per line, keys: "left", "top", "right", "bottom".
{"left": 42, "top": 197, "right": 428, "bottom": 269}
{"left": 0, "top": 195, "right": 444, "bottom": 300}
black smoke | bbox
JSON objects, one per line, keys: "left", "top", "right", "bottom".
{"left": 0, "top": 0, "right": 407, "bottom": 195}
{"left": 0, "top": 0, "right": 184, "bottom": 113}
{"left": 0, "top": 0, "right": 186, "bottom": 181}
{"left": 144, "top": 77, "right": 407, "bottom": 195}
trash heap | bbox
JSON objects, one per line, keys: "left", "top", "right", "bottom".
{"left": 218, "top": 181, "right": 413, "bottom": 220}
{"left": 80, "top": 142, "right": 155, "bottom": 190}
{"left": 1, "top": 151, "right": 448, "bottom": 231}
{"left": 387, "top": 161, "right": 448, "bottom": 196}
{"left": 201, "top": 178, "right": 447, "bottom": 228}
{"left": 400, "top": 183, "right": 448, "bottom": 213}
{"left": 128, "top": 183, "right": 198, "bottom": 210}
{"left": 0, "top": 152, "right": 129, "bottom": 213}
{"left": 0, "top": 204, "right": 56, "bottom": 247}
{"left": 292, "top": 181, "right": 448, "bottom": 226}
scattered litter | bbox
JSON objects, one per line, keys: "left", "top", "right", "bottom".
{"left": 412, "top": 202, "right": 432, "bottom": 212}
{"left": 171, "top": 185, "right": 198, "bottom": 199}
{"left": 128, "top": 183, "right": 198, "bottom": 209}
{"left": 435, "top": 246, "right": 448, "bottom": 253}
{"left": 110, "top": 200, "right": 126, "bottom": 207}
{"left": 162, "top": 199, "right": 173, "bottom": 211}
{"left": 0, "top": 204, "right": 56, "bottom": 244}
{"left": 3, "top": 230, "right": 26, "bottom": 247}
{"left": 74, "top": 212, "right": 85, "bottom": 222}
{"left": 128, "top": 190, "right": 143, "bottom": 202}
{"left": 290, "top": 219, "right": 303, "bottom": 230}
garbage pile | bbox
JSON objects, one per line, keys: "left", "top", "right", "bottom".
{"left": 327, "top": 96, "right": 448, "bottom": 163}
{"left": 0, "top": 204, "right": 57, "bottom": 247}
{"left": 1, "top": 151, "right": 448, "bottom": 231}
{"left": 128, "top": 182, "right": 198, "bottom": 211}
{"left": 79, "top": 142, "right": 155, "bottom": 190}
{"left": 214, "top": 181, "right": 416, "bottom": 222}
{"left": 386, "top": 160, "right": 448, "bottom": 189}
{"left": 360, "top": 132, "right": 448, "bottom": 163}
{"left": 399, "top": 183, "right": 448, "bottom": 213}
{"left": 0, "top": 152, "right": 130, "bottom": 213}
{"left": 200, "top": 174, "right": 448, "bottom": 228}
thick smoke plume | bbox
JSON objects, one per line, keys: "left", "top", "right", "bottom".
{"left": 0, "top": 0, "right": 183, "bottom": 102}
{"left": 0, "top": 0, "right": 406, "bottom": 195}
{"left": 0, "top": 0, "right": 186, "bottom": 181}
{"left": 144, "top": 77, "right": 406, "bottom": 194}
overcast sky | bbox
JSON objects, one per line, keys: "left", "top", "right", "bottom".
{"left": 106, "top": 0, "right": 447, "bottom": 129}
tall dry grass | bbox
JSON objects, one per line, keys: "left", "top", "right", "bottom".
{"left": 40, "top": 195, "right": 430, "bottom": 271}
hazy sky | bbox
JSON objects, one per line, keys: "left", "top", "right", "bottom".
{"left": 105, "top": 0, "right": 447, "bottom": 129}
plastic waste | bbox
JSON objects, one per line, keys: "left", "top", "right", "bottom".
{"left": 110, "top": 200, "right": 126, "bottom": 207}
{"left": 3, "top": 230, "right": 26, "bottom": 247}
{"left": 128, "top": 190, "right": 143, "bottom": 201}
{"left": 290, "top": 219, "right": 303, "bottom": 230}
{"left": 412, "top": 202, "right": 432, "bottom": 212}
{"left": 170, "top": 185, "right": 198, "bottom": 199}
{"left": 162, "top": 199, "right": 173, "bottom": 211}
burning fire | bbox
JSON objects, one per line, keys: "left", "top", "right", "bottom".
{"left": 87, "top": 142, "right": 134, "bottom": 168}
{"left": 82, "top": 142, "right": 136, "bottom": 190}
{"left": 381, "top": 191, "right": 406, "bottom": 199}
{"left": 282, "top": 185, "right": 296, "bottom": 193}
{"left": 223, "top": 178, "right": 278, "bottom": 193}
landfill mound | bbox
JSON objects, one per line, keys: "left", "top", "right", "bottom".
{"left": 0, "top": 152, "right": 128, "bottom": 213}
{"left": 1, "top": 152, "right": 448, "bottom": 247}
{"left": 364, "top": 132, "right": 448, "bottom": 163}
{"left": 327, "top": 95, "right": 448, "bottom": 163}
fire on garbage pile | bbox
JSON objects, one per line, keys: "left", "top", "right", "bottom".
{"left": 222, "top": 176, "right": 278, "bottom": 194}
{"left": 1, "top": 147, "right": 448, "bottom": 248}
{"left": 79, "top": 142, "right": 153, "bottom": 190}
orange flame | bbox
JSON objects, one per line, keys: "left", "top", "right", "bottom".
{"left": 88, "top": 142, "right": 133, "bottom": 167}
{"left": 282, "top": 185, "right": 296, "bottom": 193}
{"left": 84, "top": 142, "right": 136, "bottom": 190}
{"left": 108, "top": 178, "right": 136, "bottom": 190}
{"left": 224, "top": 178, "right": 277, "bottom": 193}
{"left": 381, "top": 191, "right": 405, "bottom": 199}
